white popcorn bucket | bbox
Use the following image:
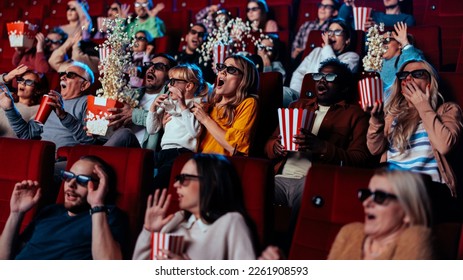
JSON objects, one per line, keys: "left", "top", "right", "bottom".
{"left": 358, "top": 72, "right": 383, "bottom": 109}
{"left": 7, "top": 21, "right": 39, "bottom": 48}
{"left": 278, "top": 108, "right": 315, "bottom": 151}
{"left": 150, "top": 233, "right": 185, "bottom": 260}
{"left": 86, "top": 95, "right": 124, "bottom": 136}
{"left": 353, "top": 7, "right": 372, "bottom": 31}
{"left": 213, "top": 42, "right": 230, "bottom": 70}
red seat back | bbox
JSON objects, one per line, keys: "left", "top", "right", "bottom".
{"left": 289, "top": 164, "right": 375, "bottom": 259}
{"left": 56, "top": 145, "right": 154, "bottom": 258}
{"left": 167, "top": 153, "right": 275, "bottom": 245}
{"left": 409, "top": 25, "right": 442, "bottom": 71}
{"left": 0, "top": 138, "right": 55, "bottom": 233}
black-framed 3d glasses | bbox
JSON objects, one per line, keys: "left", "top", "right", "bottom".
{"left": 358, "top": 188, "right": 398, "bottom": 205}
{"left": 60, "top": 170, "right": 99, "bottom": 187}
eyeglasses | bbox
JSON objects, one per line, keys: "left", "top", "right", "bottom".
{"left": 134, "top": 2, "right": 149, "bottom": 8}
{"left": 135, "top": 36, "right": 147, "bottom": 41}
{"left": 312, "top": 72, "right": 337, "bottom": 82}
{"left": 246, "top": 6, "right": 260, "bottom": 12}
{"left": 189, "top": 29, "right": 206, "bottom": 38}
{"left": 109, "top": 7, "right": 119, "bottom": 12}
{"left": 60, "top": 170, "right": 98, "bottom": 187}
{"left": 45, "top": 38, "right": 62, "bottom": 45}
{"left": 67, "top": 5, "right": 76, "bottom": 11}
{"left": 358, "top": 188, "right": 398, "bottom": 205}
{"left": 144, "top": 62, "right": 169, "bottom": 71}
{"left": 216, "top": 63, "right": 243, "bottom": 75}
{"left": 396, "top": 69, "right": 430, "bottom": 80}
{"left": 175, "top": 174, "right": 202, "bottom": 185}
{"left": 325, "top": 29, "right": 344, "bottom": 36}
{"left": 382, "top": 37, "right": 397, "bottom": 45}
{"left": 16, "top": 77, "right": 36, "bottom": 87}
{"left": 318, "top": 3, "right": 335, "bottom": 10}
{"left": 59, "top": 71, "right": 88, "bottom": 81}
{"left": 168, "top": 78, "right": 188, "bottom": 86}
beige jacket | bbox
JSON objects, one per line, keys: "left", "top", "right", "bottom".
{"left": 367, "top": 101, "right": 463, "bottom": 196}
{"left": 328, "top": 222, "right": 433, "bottom": 260}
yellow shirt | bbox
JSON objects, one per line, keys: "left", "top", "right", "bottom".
{"left": 200, "top": 97, "right": 258, "bottom": 156}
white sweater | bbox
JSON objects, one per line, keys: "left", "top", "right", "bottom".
{"left": 146, "top": 97, "right": 202, "bottom": 151}
{"left": 132, "top": 211, "right": 256, "bottom": 260}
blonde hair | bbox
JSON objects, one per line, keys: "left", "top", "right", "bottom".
{"left": 385, "top": 59, "right": 442, "bottom": 153}
{"left": 374, "top": 169, "right": 432, "bottom": 227}
{"left": 211, "top": 55, "right": 259, "bottom": 126}
{"left": 168, "top": 63, "right": 209, "bottom": 98}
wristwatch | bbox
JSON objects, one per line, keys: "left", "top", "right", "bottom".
{"left": 89, "top": 205, "right": 109, "bottom": 215}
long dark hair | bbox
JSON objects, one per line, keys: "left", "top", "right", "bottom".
{"left": 185, "top": 153, "right": 260, "bottom": 252}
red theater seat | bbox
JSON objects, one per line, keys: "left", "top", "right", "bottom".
{"left": 289, "top": 164, "right": 375, "bottom": 259}
{"left": 56, "top": 145, "right": 154, "bottom": 259}
{"left": 299, "top": 72, "right": 316, "bottom": 99}
{"left": 167, "top": 153, "right": 275, "bottom": 245}
{"left": 438, "top": 71, "right": 463, "bottom": 109}
{"left": 409, "top": 25, "right": 442, "bottom": 71}
{"left": 0, "top": 138, "right": 56, "bottom": 233}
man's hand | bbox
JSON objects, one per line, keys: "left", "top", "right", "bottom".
{"left": 10, "top": 180, "right": 41, "bottom": 214}
{"left": 293, "top": 128, "right": 327, "bottom": 154}
{"left": 87, "top": 164, "right": 108, "bottom": 208}
{"left": 107, "top": 103, "right": 134, "bottom": 128}
{"left": 47, "top": 90, "right": 67, "bottom": 119}
{"left": 291, "top": 48, "right": 304, "bottom": 59}
{"left": 368, "top": 101, "right": 385, "bottom": 121}
{"left": 273, "top": 135, "right": 288, "bottom": 157}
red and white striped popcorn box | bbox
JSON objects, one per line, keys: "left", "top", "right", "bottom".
{"left": 278, "top": 108, "right": 314, "bottom": 151}
{"left": 358, "top": 73, "right": 383, "bottom": 109}
{"left": 86, "top": 95, "right": 124, "bottom": 136}
{"left": 213, "top": 42, "right": 230, "bottom": 70}
{"left": 353, "top": 7, "right": 372, "bottom": 31}
{"left": 7, "top": 21, "right": 39, "bottom": 48}
{"left": 99, "top": 46, "right": 112, "bottom": 63}
{"left": 150, "top": 233, "right": 185, "bottom": 260}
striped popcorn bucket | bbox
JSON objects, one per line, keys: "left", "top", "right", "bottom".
{"left": 358, "top": 71, "right": 383, "bottom": 110}
{"left": 353, "top": 7, "right": 372, "bottom": 31}
{"left": 213, "top": 42, "right": 230, "bottom": 71}
{"left": 151, "top": 233, "right": 185, "bottom": 260}
{"left": 99, "top": 46, "right": 112, "bottom": 63}
{"left": 278, "top": 108, "right": 315, "bottom": 151}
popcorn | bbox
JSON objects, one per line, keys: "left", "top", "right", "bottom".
{"left": 362, "top": 23, "right": 385, "bottom": 72}
{"left": 198, "top": 17, "right": 266, "bottom": 64}
{"left": 96, "top": 16, "right": 139, "bottom": 107}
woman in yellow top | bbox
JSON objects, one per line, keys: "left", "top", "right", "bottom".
{"left": 192, "top": 55, "right": 259, "bottom": 156}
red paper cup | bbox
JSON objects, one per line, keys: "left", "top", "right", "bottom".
{"left": 353, "top": 7, "right": 372, "bottom": 31}
{"left": 278, "top": 108, "right": 315, "bottom": 151}
{"left": 358, "top": 72, "right": 383, "bottom": 109}
{"left": 34, "top": 95, "right": 53, "bottom": 124}
{"left": 150, "top": 233, "right": 185, "bottom": 260}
